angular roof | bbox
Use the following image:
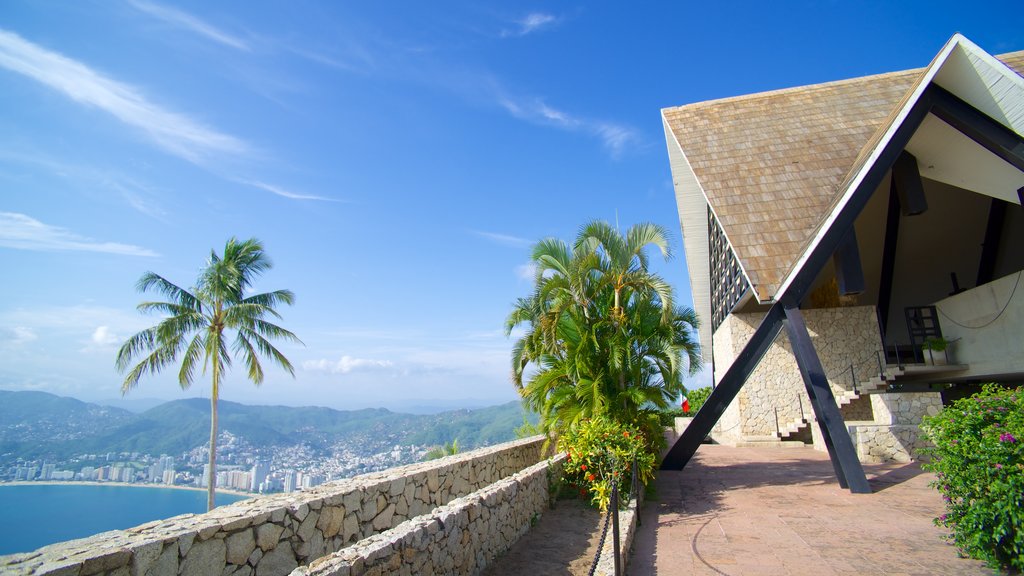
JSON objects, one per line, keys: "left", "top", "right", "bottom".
{"left": 665, "top": 49, "right": 1024, "bottom": 303}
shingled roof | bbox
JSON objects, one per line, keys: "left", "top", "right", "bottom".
{"left": 664, "top": 48, "right": 1024, "bottom": 303}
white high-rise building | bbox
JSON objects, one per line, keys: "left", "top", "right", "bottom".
{"left": 250, "top": 460, "right": 270, "bottom": 492}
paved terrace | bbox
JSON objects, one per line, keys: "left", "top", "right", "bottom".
{"left": 630, "top": 445, "right": 993, "bottom": 575}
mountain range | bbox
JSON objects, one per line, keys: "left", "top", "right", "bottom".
{"left": 0, "top": 390, "right": 533, "bottom": 462}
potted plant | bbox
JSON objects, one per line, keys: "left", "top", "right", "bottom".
{"left": 922, "top": 336, "right": 949, "bottom": 366}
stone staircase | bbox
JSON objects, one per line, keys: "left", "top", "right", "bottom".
{"left": 745, "top": 365, "right": 907, "bottom": 446}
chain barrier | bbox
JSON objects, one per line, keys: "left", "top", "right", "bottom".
{"left": 587, "top": 494, "right": 613, "bottom": 576}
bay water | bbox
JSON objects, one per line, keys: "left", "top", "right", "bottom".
{"left": 0, "top": 484, "right": 248, "bottom": 555}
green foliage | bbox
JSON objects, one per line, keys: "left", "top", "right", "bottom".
{"left": 117, "top": 237, "right": 300, "bottom": 511}
{"left": 921, "top": 384, "right": 1024, "bottom": 571}
{"left": 0, "top": 392, "right": 532, "bottom": 461}
{"left": 922, "top": 337, "right": 948, "bottom": 352}
{"left": 423, "top": 439, "right": 459, "bottom": 461}
{"left": 546, "top": 459, "right": 565, "bottom": 509}
{"left": 505, "top": 220, "right": 702, "bottom": 443}
{"left": 688, "top": 386, "right": 711, "bottom": 413}
{"left": 558, "top": 417, "right": 656, "bottom": 511}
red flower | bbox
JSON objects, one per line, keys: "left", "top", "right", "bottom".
{"left": 580, "top": 464, "right": 587, "bottom": 471}
{"left": 588, "top": 474, "right": 596, "bottom": 482}
{"left": 623, "top": 431, "right": 630, "bottom": 438}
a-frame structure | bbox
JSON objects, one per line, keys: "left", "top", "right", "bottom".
{"left": 661, "top": 35, "right": 1024, "bottom": 493}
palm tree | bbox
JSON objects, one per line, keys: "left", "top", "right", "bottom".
{"left": 506, "top": 220, "right": 701, "bottom": 439}
{"left": 117, "top": 237, "right": 301, "bottom": 511}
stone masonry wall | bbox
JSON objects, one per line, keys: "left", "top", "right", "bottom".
{"left": 713, "top": 306, "right": 881, "bottom": 438}
{"left": 710, "top": 321, "right": 744, "bottom": 445}
{"left": 1, "top": 436, "right": 546, "bottom": 576}
{"left": 848, "top": 392, "right": 943, "bottom": 463}
{"left": 292, "top": 455, "right": 564, "bottom": 576}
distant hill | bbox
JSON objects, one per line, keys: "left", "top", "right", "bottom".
{"left": 0, "top": 390, "right": 534, "bottom": 462}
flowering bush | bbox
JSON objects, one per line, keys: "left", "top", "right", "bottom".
{"left": 921, "top": 384, "right": 1023, "bottom": 571}
{"left": 558, "top": 417, "right": 656, "bottom": 510}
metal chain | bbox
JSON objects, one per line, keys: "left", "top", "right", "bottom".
{"left": 587, "top": 498, "right": 613, "bottom": 576}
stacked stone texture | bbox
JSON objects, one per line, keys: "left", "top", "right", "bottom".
{"left": 713, "top": 306, "right": 881, "bottom": 438}
{"left": 292, "top": 455, "right": 564, "bottom": 576}
{"left": 591, "top": 492, "right": 639, "bottom": 576}
{"left": 0, "top": 437, "right": 545, "bottom": 576}
{"left": 849, "top": 393, "right": 943, "bottom": 463}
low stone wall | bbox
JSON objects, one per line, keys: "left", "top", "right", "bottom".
{"left": 850, "top": 424, "right": 931, "bottom": 464}
{"left": 1, "top": 436, "right": 546, "bottom": 576}
{"left": 870, "top": 392, "right": 942, "bottom": 426}
{"left": 592, "top": 493, "right": 639, "bottom": 576}
{"left": 293, "top": 454, "right": 565, "bottom": 576}
{"left": 845, "top": 392, "right": 943, "bottom": 463}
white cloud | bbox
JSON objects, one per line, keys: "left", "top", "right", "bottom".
{"left": 128, "top": 0, "right": 250, "bottom": 51}
{"left": 0, "top": 150, "right": 168, "bottom": 219}
{"left": 515, "top": 262, "right": 537, "bottom": 281}
{"left": 0, "top": 29, "right": 249, "bottom": 164}
{"left": 91, "top": 326, "right": 119, "bottom": 346}
{"left": 242, "top": 180, "right": 340, "bottom": 202}
{"left": 471, "top": 230, "right": 532, "bottom": 248}
{"left": 503, "top": 13, "right": 558, "bottom": 37}
{"left": 2, "top": 326, "right": 38, "bottom": 345}
{"left": 0, "top": 212, "right": 158, "bottom": 257}
{"left": 302, "top": 355, "right": 395, "bottom": 374}
{"left": 496, "top": 94, "right": 641, "bottom": 158}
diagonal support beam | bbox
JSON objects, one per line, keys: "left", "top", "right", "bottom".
{"left": 929, "top": 85, "right": 1024, "bottom": 172}
{"left": 783, "top": 306, "right": 872, "bottom": 493}
{"left": 661, "top": 82, "right": 1015, "bottom": 490}
{"left": 662, "top": 305, "right": 785, "bottom": 470}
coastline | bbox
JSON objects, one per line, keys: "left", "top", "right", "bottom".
{"left": 0, "top": 480, "right": 252, "bottom": 498}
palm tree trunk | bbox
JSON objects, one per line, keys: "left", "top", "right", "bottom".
{"left": 208, "top": 360, "right": 219, "bottom": 512}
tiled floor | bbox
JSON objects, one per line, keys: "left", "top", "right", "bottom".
{"left": 629, "top": 445, "right": 994, "bottom": 575}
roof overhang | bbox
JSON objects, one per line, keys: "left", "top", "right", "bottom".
{"left": 775, "top": 34, "right": 1024, "bottom": 300}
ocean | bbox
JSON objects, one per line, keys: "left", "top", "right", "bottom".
{"left": 0, "top": 484, "right": 248, "bottom": 555}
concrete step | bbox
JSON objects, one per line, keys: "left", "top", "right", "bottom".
{"left": 735, "top": 440, "right": 808, "bottom": 449}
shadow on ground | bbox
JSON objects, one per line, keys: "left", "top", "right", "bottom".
{"left": 629, "top": 444, "right": 942, "bottom": 576}
{"left": 482, "top": 497, "right": 602, "bottom": 576}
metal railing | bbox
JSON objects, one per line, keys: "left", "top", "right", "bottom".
{"left": 586, "top": 456, "right": 643, "bottom": 576}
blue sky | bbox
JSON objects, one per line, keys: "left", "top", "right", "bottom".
{"left": 1, "top": 1, "right": 1021, "bottom": 412}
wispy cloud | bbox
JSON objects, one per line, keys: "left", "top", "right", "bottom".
{"left": 0, "top": 212, "right": 158, "bottom": 257}
{"left": 242, "top": 180, "right": 340, "bottom": 202}
{"left": 497, "top": 94, "right": 641, "bottom": 158}
{"left": 303, "top": 355, "right": 395, "bottom": 374}
{"left": 2, "top": 327, "right": 38, "bottom": 346}
{"left": 503, "top": 13, "right": 559, "bottom": 37}
{"left": 0, "top": 149, "right": 168, "bottom": 219}
{"left": 0, "top": 29, "right": 248, "bottom": 164}
{"left": 128, "top": 0, "right": 249, "bottom": 51}
{"left": 515, "top": 262, "right": 537, "bottom": 281}
{"left": 90, "top": 326, "right": 119, "bottom": 346}
{"left": 471, "top": 230, "right": 533, "bottom": 248}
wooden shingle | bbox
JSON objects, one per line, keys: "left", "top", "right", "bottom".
{"left": 664, "top": 51, "right": 1024, "bottom": 300}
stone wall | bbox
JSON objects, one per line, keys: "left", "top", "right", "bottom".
{"left": 711, "top": 306, "right": 882, "bottom": 439}
{"left": 292, "top": 455, "right": 564, "bottom": 576}
{"left": 846, "top": 392, "right": 943, "bottom": 463}
{"left": 591, "top": 492, "right": 639, "bottom": 576}
{"left": 849, "top": 425, "right": 931, "bottom": 464}
{"left": 1, "top": 437, "right": 546, "bottom": 576}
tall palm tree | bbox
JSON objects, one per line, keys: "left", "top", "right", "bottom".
{"left": 117, "top": 237, "right": 300, "bottom": 511}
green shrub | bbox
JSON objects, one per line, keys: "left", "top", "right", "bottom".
{"left": 688, "top": 386, "right": 711, "bottom": 413}
{"left": 657, "top": 407, "right": 684, "bottom": 426}
{"left": 921, "top": 384, "right": 1023, "bottom": 571}
{"left": 558, "top": 417, "right": 656, "bottom": 510}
